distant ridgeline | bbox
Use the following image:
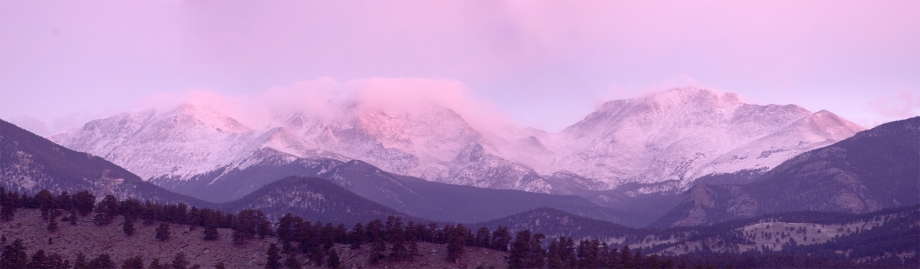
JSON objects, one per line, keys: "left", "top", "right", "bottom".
{"left": 1, "top": 187, "right": 917, "bottom": 269}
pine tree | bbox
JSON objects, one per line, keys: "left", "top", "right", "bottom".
{"left": 88, "top": 253, "right": 115, "bottom": 269}
{"left": 73, "top": 191, "right": 95, "bottom": 216}
{"left": 265, "top": 243, "right": 282, "bottom": 269}
{"left": 606, "top": 247, "right": 620, "bottom": 268}
{"left": 366, "top": 220, "right": 383, "bottom": 243}
{"left": 508, "top": 230, "right": 532, "bottom": 269}
{"left": 141, "top": 202, "right": 157, "bottom": 225}
{"left": 546, "top": 239, "right": 564, "bottom": 269}
{"left": 647, "top": 254, "right": 660, "bottom": 269}
{"left": 325, "top": 249, "right": 340, "bottom": 269}
{"left": 92, "top": 196, "right": 117, "bottom": 226}
{"left": 407, "top": 239, "right": 419, "bottom": 262}
{"left": 368, "top": 239, "right": 385, "bottom": 265}
{"left": 123, "top": 216, "right": 136, "bottom": 236}
{"left": 56, "top": 191, "right": 72, "bottom": 211}
{"left": 186, "top": 206, "right": 200, "bottom": 228}
{"left": 633, "top": 248, "right": 643, "bottom": 268}
{"left": 0, "top": 238, "right": 29, "bottom": 269}
{"left": 620, "top": 245, "right": 633, "bottom": 269}
{"left": 563, "top": 237, "right": 577, "bottom": 268}
{"left": 233, "top": 209, "right": 259, "bottom": 245}
{"left": 148, "top": 258, "right": 166, "bottom": 269}
{"left": 277, "top": 213, "right": 296, "bottom": 247}
{"left": 156, "top": 223, "right": 171, "bottom": 241}
{"left": 295, "top": 220, "right": 314, "bottom": 258}
{"left": 446, "top": 225, "right": 467, "bottom": 263}
{"left": 27, "top": 249, "right": 47, "bottom": 269}
{"left": 122, "top": 255, "right": 145, "bottom": 269}
{"left": 47, "top": 252, "right": 68, "bottom": 269}
{"left": 284, "top": 253, "right": 301, "bottom": 269}
{"left": 171, "top": 203, "right": 188, "bottom": 226}
{"left": 257, "top": 211, "right": 273, "bottom": 239}
{"left": 321, "top": 223, "right": 335, "bottom": 250}
{"left": 47, "top": 214, "right": 59, "bottom": 232}
{"left": 35, "top": 190, "right": 53, "bottom": 220}
{"left": 388, "top": 219, "right": 407, "bottom": 262}
{"left": 203, "top": 225, "right": 219, "bottom": 241}
{"left": 529, "top": 233, "right": 545, "bottom": 269}
{"left": 348, "top": 223, "right": 365, "bottom": 250}
{"left": 599, "top": 242, "right": 612, "bottom": 268}
{"left": 310, "top": 245, "right": 326, "bottom": 267}
{"left": 73, "top": 253, "right": 89, "bottom": 269}
{"left": 583, "top": 240, "right": 602, "bottom": 269}
{"left": 171, "top": 253, "right": 189, "bottom": 269}
{"left": 68, "top": 208, "right": 78, "bottom": 225}
{"left": 475, "top": 227, "right": 491, "bottom": 248}
{"left": 490, "top": 226, "right": 512, "bottom": 251}
{"left": 1, "top": 192, "right": 18, "bottom": 221}
{"left": 390, "top": 240, "right": 407, "bottom": 262}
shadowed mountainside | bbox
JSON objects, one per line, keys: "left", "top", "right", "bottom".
{"left": 652, "top": 116, "right": 920, "bottom": 227}
{"left": 217, "top": 176, "right": 425, "bottom": 225}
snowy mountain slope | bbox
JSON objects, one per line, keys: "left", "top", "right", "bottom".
{"left": 50, "top": 101, "right": 552, "bottom": 194}
{"left": 545, "top": 87, "right": 864, "bottom": 191}
{"left": 50, "top": 87, "right": 863, "bottom": 196}
{"left": 274, "top": 105, "right": 481, "bottom": 178}
{"left": 444, "top": 142, "right": 553, "bottom": 192}
{"left": 267, "top": 103, "right": 555, "bottom": 192}
{"left": 49, "top": 105, "right": 272, "bottom": 181}
{"left": 693, "top": 109, "right": 865, "bottom": 181}
{"left": 651, "top": 116, "right": 920, "bottom": 227}
{"left": 0, "top": 118, "right": 214, "bottom": 206}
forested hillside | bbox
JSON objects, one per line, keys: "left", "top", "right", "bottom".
{"left": 2, "top": 187, "right": 916, "bottom": 268}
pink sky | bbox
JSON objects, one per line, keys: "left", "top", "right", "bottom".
{"left": 1, "top": 0, "right": 918, "bottom": 135}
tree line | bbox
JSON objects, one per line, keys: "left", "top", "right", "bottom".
{"left": 21, "top": 188, "right": 904, "bottom": 269}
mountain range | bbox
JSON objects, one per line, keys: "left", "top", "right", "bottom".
{"left": 2, "top": 86, "right": 917, "bottom": 267}
{"left": 0, "top": 119, "right": 428, "bottom": 225}
{"left": 49, "top": 87, "right": 863, "bottom": 200}
{"left": 6, "top": 87, "right": 917, "bottom": 231}
{"left": 1, "top": 117, "right": 635, "bottom": 226}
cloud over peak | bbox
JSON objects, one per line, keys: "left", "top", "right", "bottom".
{"left": 130, "top": 77, "right": 514, "bottom": 134}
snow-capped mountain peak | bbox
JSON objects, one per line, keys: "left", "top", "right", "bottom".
{"left": 799, "top": 110, "right": 865, "bottom": 139}
{"left": 543, "top": 87, "right": 863, "bottom": 191}
{"left": 167, "top": 104, "right": 252, "bottom": 134}
{"left": 50, "top": 87, "right": 866, "bottom": 196}
{"left": 638, "top": 87, "right": 742, "bottom": 110}
{"left": 49, "top": 104, "right": 266, "bottom": 180}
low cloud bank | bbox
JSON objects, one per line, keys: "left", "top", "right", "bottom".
{"left": 130, "top": 77, "right": 516, "bottom": 136}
